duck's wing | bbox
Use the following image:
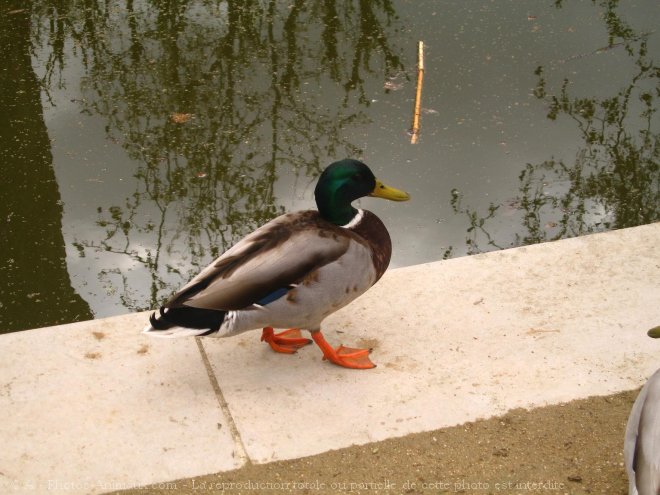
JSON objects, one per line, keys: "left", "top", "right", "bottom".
{"left": 165, "top": 211, "right": 352, "bottom": 311}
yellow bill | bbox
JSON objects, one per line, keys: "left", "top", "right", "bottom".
{"left": 370, "top": 179, "right": 411, "bottom": 202}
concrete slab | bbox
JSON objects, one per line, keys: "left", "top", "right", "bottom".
{"left": 0, "top": 313, "right": 243, "bottom": 495}
{"left": 202, "top": 223, "right": 660, "bottom": 463}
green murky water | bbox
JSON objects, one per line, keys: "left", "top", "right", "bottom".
{"left": 1, "top": 0, "right": 658, "bottom": 333}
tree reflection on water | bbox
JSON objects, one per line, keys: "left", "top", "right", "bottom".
{"left": 32, "top": 1, "right": 404, "bottom": 311}
{"left": 0, "top": 1, "right": 93, "bottom": 331}
{"left": 451, "top": 0, "right": 658, "bottom": 255}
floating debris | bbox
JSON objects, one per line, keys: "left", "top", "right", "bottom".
{"left": 383, "top": 80, "right": 404, "bottom": 91}
{"left": 410, "top": 41, "right": 425, "bottom": 144}
{"left": 170, "top": 112, "right": 192, "bottom": 124}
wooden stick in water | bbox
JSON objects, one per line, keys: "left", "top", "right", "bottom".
{"left": 411, "top": 41, "right": 425, "bottom": 144}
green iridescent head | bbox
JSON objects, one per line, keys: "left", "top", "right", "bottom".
{"left": 314, "top": 159, "right": 410, "bottom": 225}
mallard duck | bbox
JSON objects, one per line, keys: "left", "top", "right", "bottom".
{"left": 144, "top": 159, "right": 410, "bottom": 369}
{"left": 625, "top": 367, "right": 660, "bottom": 495}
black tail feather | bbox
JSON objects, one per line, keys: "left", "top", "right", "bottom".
{"left": 149, "top": 309, "right": 172, "bottom": 330}
{"left": 148, "top": 306, "right": 226, "bottom": 335}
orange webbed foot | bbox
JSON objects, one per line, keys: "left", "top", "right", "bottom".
{"left": 261, "top": 327, "right": 312, "bottom": 354}
{"left": 311, "top": 331, "right": 376, "bottom": 369}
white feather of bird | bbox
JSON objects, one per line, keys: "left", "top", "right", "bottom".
{"left": 624, "top": 368, "right": 660, "bottom": 495}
